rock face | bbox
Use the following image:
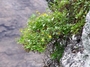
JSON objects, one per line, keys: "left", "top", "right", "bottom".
{"left": 60, "top": 11, "right": 90, "bottom": 67}
{"left": 60, "top": 36, "right": 84, "bottom": 67}
{"left": 82, "top": 11, "right": 90, "bottom": 67}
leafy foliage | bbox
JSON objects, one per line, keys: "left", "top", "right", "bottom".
{"left": 47, "top": 0, "right": 90, "bottom": 60}
{"left": 19, "top": 11, "right": 70, "bottom": 52}
{"left": 19, "top": 0, "right": 90, "bottom": 61}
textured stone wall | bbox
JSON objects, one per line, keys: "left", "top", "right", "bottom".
{"left": 82, "top": 11, "right": 90, "bottom": 67}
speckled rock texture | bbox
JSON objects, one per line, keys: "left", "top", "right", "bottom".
{"left": 0, "top": 0, "right": 49, "bottom": 67}
{"left": 82, "top": 11, "right": 90, "bottom": 67}
{"left": 60, "top": 36, "right": 84, "bottom": 67}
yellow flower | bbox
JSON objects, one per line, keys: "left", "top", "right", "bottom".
{"left": 41, "top": 38, "right": 45, "bottom": 42}
{"left": 42, "top": 13, "right": 47, "bottom": 16}
{"left": 48, "top": 35, "right": 52, "bottom": 39}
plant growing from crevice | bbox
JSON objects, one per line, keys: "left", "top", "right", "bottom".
{"left": 45, "top": 0, "right": 90, "bottom": 63}
{"left": 19, "top": 11, "right": 70, "bottom": 52}
{"left": 19, "top": 0, "right": 90, "bottom": 64}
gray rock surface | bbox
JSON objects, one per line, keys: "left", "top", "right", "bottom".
{"left": 0, "top": 0, "right": 49, "bottom": 67}
{"left": 82, "top": 11, "right": 90, "bottom": 67}
{"left": 60, "top": 38, "right": 84, "bottom": 67}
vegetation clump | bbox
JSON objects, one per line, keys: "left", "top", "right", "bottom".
{"left": 19, "top": 0, "right": 90, "bottom": 60}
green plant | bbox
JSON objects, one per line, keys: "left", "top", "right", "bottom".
{"left": 19, "top": 11, "right": 70, "bottom": 52}
{"left": 46, "top": 0, "right": 90, "bottom": 61}
{"left": 19, "top": 0, "right": 90, "bottom": 61}
{"left": 51, "top": 41, "right": 65, "bottom": 60}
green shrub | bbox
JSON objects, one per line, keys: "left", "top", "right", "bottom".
{"left": 47, "top": 0, "right": 90, "bottom": 60}
{"left": 19, "top": 11, "right": 71, "bottom": 52}
{"left": 19, "top": 0, "right": 90, "bottom": 60}
{"left": 49, "top": 0, "right": 90, "bottom": 33}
